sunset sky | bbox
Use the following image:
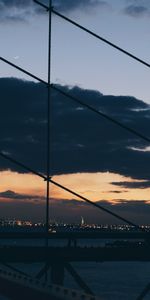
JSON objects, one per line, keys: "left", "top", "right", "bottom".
{"left": 1, "top": 0, "right": 150, "bottom": 224}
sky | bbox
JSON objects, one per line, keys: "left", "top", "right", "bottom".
{"left": 1, "top": 0, "right": 150, "bottom": 224}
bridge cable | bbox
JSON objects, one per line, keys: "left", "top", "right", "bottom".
{"left": 0, "top": 55, "right": 148, "bottom": 227}
{"left": 34, "top": 1, "right": 150, "bottom": 69}
{"left": 0, "top": 57, "right": 47, "bottom": 85}
{"left": 45, "top": 0, "right": 52, "bottom": 247}
{"left": 0, "top": 151, "right": 46, "bottom": 180}
{"left": 51, "top": 9, "right": 150, "bottom": 69}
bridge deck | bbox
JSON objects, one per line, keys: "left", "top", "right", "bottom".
{"left": 0, "top": 230, "right": 149, "bottom": 239}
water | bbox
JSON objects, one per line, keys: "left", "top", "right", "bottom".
{"left": 66, "top": 261, "right": 150, "bottom": 300}
{"left": 0, "top": 238, "right": 150, "bottom": 299}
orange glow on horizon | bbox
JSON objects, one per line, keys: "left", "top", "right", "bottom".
{"left": 0, "top": 170, "right": 45, "bottom": 196}
{"left": 0, "top": 170, "right": 150, "bottom": 203}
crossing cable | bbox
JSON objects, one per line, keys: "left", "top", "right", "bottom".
{"left": 34, "top": 1, "right": 150, "bottom": 69}
{"left": 0, "top": 57, "right": 149, "bottom": 227}
{"left": 32, "top": 1, "right": 150, "bottom": 141}
{"left": 33, "top": 2, "right": 150, "bottom": 295}
{"left": 1, "top": 67, "right": 149, "bottom": 225}
{"left": 1, "top": 56, "right": 150, "bottom": 144}
{"left": 0, "top": 56, "right": 149, "bottom": 227}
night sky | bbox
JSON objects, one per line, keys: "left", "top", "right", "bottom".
{"left": 1, "top": 0, "right": 150, "bottom": 224}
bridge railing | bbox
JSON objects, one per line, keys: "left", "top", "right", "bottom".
{"left": 0, "top": 267, "right": 101, "bottom": 300}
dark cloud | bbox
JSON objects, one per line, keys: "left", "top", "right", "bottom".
{"left": 53, "top": 0, "right": 109, "bottom": 13}
{"left": 92, "top": 199, "right": 150, "bottom": 225}
{"left": 0, "top": 187, "right": 150, "bottom": 224}
{"left": 123, "top": 5, "right": 149, "bottom": 18}
{"left": 0, "top": 0, "right": 40, "bottom": 22}
{"left": 45, "top": 198, "right": 150, "bottom": 224}
{"left": 112, "top": 181, "right": 150, "bottom": 189}
{"left": 0, "top": 0, "right": 109, "bottom": 22}
{"left": 106, "top": 190, "right": 128, "bottom": 194}
{"left": 0, "top": 190, "right": 43, "bottom": 201}
{"left": 108, "top": 199, "right": 150, "bottom": 220}
{"left": 0, "top": 192, "right": 149, "bottom": 224}
{"left": 0, "top": 78, "right": 150, "bottom": 181}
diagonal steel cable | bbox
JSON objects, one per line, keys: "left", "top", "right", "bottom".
{"left": 33, "top": 0, "right": 48, "bottom": 10}
{"left": 33, "top": 0, "right": 150, "bottom": 69}
{"left": 0, "top": 151, "right": 46, "bottom": 180}
{"left": 34, "top": 1, "right": 149, "bottom": 295}
{"left": 0, "top": 54, "right": 149, "bottom": 226}
{"left": 52, "top": 9, "right": 150, "bottom": 68}
{"left": 0, "top": 57, "right": 47, "bottom": 85}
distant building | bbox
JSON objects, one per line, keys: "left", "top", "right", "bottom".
{"left": 81, "top": 216, "right": 85, "bottom": 226}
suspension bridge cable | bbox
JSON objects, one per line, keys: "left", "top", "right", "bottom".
{"left": 45, "top": 0, "right": 52, "bottom": 241}
{"left": 52, "top": 9, "right": 150, "bottom": 69}
{"left": 0, "top": 57, "right": 47, "bottom": 85}
{"left": 33, "top": 1, "right": 150, "bottom": 141}
{"left": 33, "top": 0, "right": 48, "bottom": 10}
{"left": 0, "top": 58, "right": 146, "bottom": 227}
{"left": 1, "top": 54, "right": 150, "bottom": 227}
{"left": 33, "top": 0, "right": 150, "bottom": 69}
{"left": 34, "top": 0, "right": 150, "bottom": 69}
{"left": 0, "top": 151, "right": 46, "bottom": 180}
